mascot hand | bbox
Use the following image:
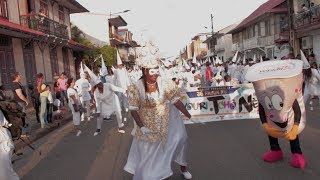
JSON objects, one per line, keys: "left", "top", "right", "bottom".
{"left": 262, "top": 123, "right": 283, "bottom": 138}
{"left": 284, "top": 124, "right": 299, "bottom": 141}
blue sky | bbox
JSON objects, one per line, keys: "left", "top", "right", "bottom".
{"left": 71, "top": 0, "right": 267, "bottom": 57}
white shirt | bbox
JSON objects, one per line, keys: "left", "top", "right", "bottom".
{"left": 115, "top": 68, "right": 131, "bottom": 91}
{"left": 75, "top": 78, "right": 92, "bottom": 102}
{"left": 67, "top": 88, "right": 80, "bottom": 105}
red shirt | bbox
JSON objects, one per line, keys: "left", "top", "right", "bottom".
{"left": 206, "top": 67, "right": 212, "bottom": 81}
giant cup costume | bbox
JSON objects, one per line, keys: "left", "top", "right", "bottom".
{"left": 246, "top": 60, "right": 307, "bottom": 168}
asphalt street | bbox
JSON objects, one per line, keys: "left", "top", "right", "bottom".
{"left": 12, "top": 106, "right": 320, "bottom": 180}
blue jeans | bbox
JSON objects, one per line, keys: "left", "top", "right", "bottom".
{"left": 60, "top": 90, "right": 68, "bottom": 106}
{"left": 40, "top": 96, "right": 48, "bottom": 128}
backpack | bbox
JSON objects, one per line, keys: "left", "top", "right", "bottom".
{"left": 0, "top": 100, "right": 25, "bottom": 140}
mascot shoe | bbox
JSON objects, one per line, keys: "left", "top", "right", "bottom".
{"left": 263, "top": 150, "right": 283, "bottom": 162}
{"left": 290, "top": 154, "right": 306, "bottom": 168}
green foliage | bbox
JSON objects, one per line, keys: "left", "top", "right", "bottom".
{"left": 99, "top": 45, "right": 117, "bottom": 67}
{"left": 71, "top": 24, "right": 117, "bottom": 68}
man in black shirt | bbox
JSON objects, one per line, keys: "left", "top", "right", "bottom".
{"left": 12, "top": 72, "right": 29, "bottom": 129}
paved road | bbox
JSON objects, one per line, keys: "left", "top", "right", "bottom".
{"left": 12, "top": 106, "right": 320, "bottom": 180}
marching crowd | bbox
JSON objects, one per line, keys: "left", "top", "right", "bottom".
{"left": 1, "top": 36, "right": 320, "bottom": 179}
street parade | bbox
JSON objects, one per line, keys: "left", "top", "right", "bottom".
{"left": 1, "top": 0, "right": 320, "bottom": 180}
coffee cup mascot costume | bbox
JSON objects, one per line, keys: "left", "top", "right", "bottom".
{"left": 84, "top": 64, "right": 126, "bottom": 135}
{"left": 246, "top": 60, "right": 307, "bottom": 168}
{"left": 75, "top": 62, "right": 92, "bottom": 122}
{"left": 0, "top": 110, "right": 20, "bottom": 180}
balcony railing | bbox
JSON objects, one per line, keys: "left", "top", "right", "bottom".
{"left": 20, "top": 14, "right": 68, "bottom": 39}
{"left": 110, "top": 32, "right": 125, "bottom": 43}
{"left": 243, "top": 37, "right": 258, "bottom": 50}
{"left": 215, "top": 44, "right": 225, "bottom": 52}
{"left": 258, "top": 35, "right": 275, "bottom": 47}
{"left": 231, "top": 42, "right": 243, "bottom": 52}
{"left": 293, "top": 4, "right": 320, "bottom": 29}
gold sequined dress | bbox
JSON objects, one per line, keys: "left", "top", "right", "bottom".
{"left": 124, "top": 78, "right": 188, "bottom": 180}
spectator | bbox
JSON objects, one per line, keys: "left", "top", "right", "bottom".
{"left": 28, "top": 84, "right": 40, "bottom": 123}
{"left": 57, "top": 72, "right": 68, "bottom": 106}
{"left": 12, "top": 72, "right": 29, "bottom": 131}
{"left": 37, "top": 73, "right": 49, "bottom": 128}
{"left": 47, "top": 85, "right": 53, "bottom": 123}
{"left": 205, "top": 62, "right": 213, "bottom": 86}
{"left": 0, "top": 85, "right": 6, "bottom": 101}
{"left": 53, "top": 72, "right": 60, "bottom": 84}
{"left": 67, "top": 78, "right": 82, "bottom": 136}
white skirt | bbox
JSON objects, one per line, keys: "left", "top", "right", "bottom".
{"left": 68, "top": 103, "right": 81, "bottom": 126}
{"left": 124, "top": 106, "right": 188, "bottom": 180}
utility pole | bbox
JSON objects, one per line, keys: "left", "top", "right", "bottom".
{"left": 210, "top": 14, "right": 215, "bottom": 61}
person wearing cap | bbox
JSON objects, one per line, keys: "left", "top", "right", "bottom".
{"left": 246, "top": 60, "right": 307, "bottom": 168}
{"left": 124, "top": 41, "right": 192, "bottom": 180}
{"left": 75, "top": 62, "right": 92, "bottom": 122}
{"left": 0, "top": 110, "right": 20, "bottom": 180}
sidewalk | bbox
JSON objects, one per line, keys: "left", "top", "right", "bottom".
{"left": 14, "top": 106, "right": 72, "bottom": 151}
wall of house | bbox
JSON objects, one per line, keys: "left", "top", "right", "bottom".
{"left": 34, "top": 43, "right": 52, "bottom": 82}
{"left": 68, "top": 49, "right": 76, "bottom": 77}
{"left": 12, "top": 38, "right": 26, "bottom": 85}
{"left": 7, "top": 0, "right": 20, "bottom": 24}
{"left": 57, "top": 46, "right": 64, "bottom": 73}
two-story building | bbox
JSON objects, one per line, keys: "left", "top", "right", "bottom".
{"left": 288, "top": 0, "right": 320, "bottom": 63}
{"left": 229, "top": 0, "right": 290, "bottom": 60}
{"left": 213, "top": 23, "right": 239, "bottom": 62}
{"left": 108, "top": 15, "right": 139, "bottom": 65}
{"left": 0, "top": 0, "right": 88, "bottom": 88}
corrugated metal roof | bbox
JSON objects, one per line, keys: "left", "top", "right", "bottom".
{"left": 229, "top": 0, "right": 287, "bottom": 34}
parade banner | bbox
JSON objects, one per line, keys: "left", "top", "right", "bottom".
{"left": 181, "top": 84, "right": 259, "bottom": 124}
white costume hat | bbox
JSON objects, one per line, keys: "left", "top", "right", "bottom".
{"left": 242, "top": 54, "right": 246, "bottom": 64}
{"left": 162, "top": 60, "right": 172, "bottom": 68}
{"left": 236, "top": 57, "right": 242, "bottom": 64}
{"left": 79, "top": 61, "right": 86, "bottom": 79}
{"left": 184, "top": 60, "right": 191, "bottom": 70}
{"left": 100, "top": 55, "right": 108, "bottom": 76}
{"left": 260, "top": 56, "right": 263, "bottom": 63}
{"left": 245, "top": 60, "right": 303, "bottom": 82}
{"left": 194, "top": 70, "right": 201, "bottom": 76}
{"left": 300, "top": 49, "right": 311, "bottom": 69}
{"left": 135, "top": 40, "right": 160, "bottom": 68}
{"left": 253, "top": 54, "right": 257, "bottom": 63}
{"left": 117, "top": 50, "right": 123, "bottom": 65}
{"left": 84, "top": 63, "right": 102, "bottom": 86}
{"left": 232, "top": 51, "right": 239, "bottom": 63}
{"left": 192, "top": 52, "right": 197, "bottom": 64}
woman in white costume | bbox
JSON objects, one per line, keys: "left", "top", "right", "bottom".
{"left": 84, "top": 64, "right": 127, "bottom": 135}
{"left": 0, "top": 110, "right": 20, "bottom": 180}
{"left": 124, "top": 41, "right": 192, "bottom": 180}
{"left": 67, "top": 78, "right": 82, "bottom": 136}
{"left": 300, "top": 50, "right": 320, "bottom": 105}
{"left": 75, "top": 62, "right": 92, "bottom": 122}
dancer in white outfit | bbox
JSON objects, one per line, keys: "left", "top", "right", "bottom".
{"left": 0, "top": 110, "right": 19, "bottom": 180}
{"left": 124, "top": 41, "right": 192, "bottom": 180}
{"left": 75, "top": 62, "right": 92, "bottom": 122}
{"left": 84, "top": 64, "right": 126, "bottom": 135}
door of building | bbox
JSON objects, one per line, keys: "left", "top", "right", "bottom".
{"left": 0, "top": 36, "right": 15, "bottom": 88}
{"left": 50, "top": 47, "right": 59, "bottom": 81}
{"left": 62, "top": 47, "right": 70, "bottom": 76}
{"left": 23, "top": 42, "right": 37, "bottom": 85}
